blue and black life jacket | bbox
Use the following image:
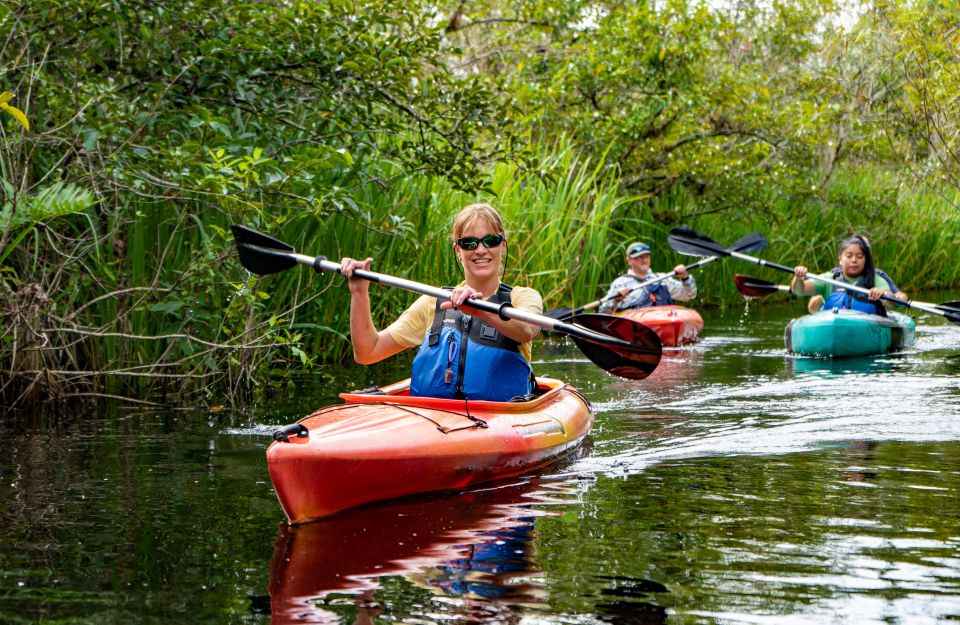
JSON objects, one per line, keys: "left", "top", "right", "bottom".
{"left": 820, "top": 268, "right": 886, "bottom": 316}
{"left": 623, "top": 274, "right": 674, "bottom": 308}
{"left": 410, "top": 283, "right": 535, "bottom": 402}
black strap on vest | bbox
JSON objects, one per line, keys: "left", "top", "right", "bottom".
{"left": 427, "top": 283, "right": 522, "bottom": 352}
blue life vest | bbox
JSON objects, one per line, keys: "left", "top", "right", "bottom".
{"left": 623, "top": 274, "right": 674, "bottom": 308}
{"left": 820, "top": 269, "right": 886, "bottom": 316}
{"left": 410, "top": 284, "right": 535, "bottom": 402}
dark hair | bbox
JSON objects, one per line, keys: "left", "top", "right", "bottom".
{"left": 838, "top": 235, "right": 875, "bottom": 288}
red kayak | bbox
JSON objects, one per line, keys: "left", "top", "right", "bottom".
{"left": 616, "top": 305, "right": 703, "bottom": 346}
{"left": 266, "top": 377, "right": 593, "bottom": 524}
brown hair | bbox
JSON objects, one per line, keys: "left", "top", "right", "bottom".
{"left": 450, "top": 203, "right": 507, "bottom": 242}
{"left": 837, "top": 235, "right": 876, "bottom": 288}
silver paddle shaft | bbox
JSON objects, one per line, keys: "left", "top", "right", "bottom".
{"left": 297, "top": 253, "right": 640, "bottom": 349}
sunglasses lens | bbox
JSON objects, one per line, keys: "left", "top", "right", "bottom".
{"left": 458, "top": 234, "right": 503, "bottom": 250}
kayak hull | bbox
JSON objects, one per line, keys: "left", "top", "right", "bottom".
{"left": 785, "top": 310, "right": 916, "bottom": 358}
{"left": 615, "top": 305, "right": 704, "bottom": 346}
{"left": 266, "top": 377, "right": 593, "bottom": 524}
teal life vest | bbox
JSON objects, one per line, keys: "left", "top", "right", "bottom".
{"left": 410, "top": 284, "right": 535, "bottom": 402}
{"left": 820, "top": 269, "right": 886, "bottom": 316}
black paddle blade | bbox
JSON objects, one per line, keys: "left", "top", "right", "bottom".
{"left": 937, "top": 301, "right": 960, "bottom": 313}
{"left": 730, "top": 232, "right": 768, "bottom": 254}
{"left": 569, "top": 314, "right": 662, "bottom": 380}
{"left": 939, "top": 307, "right": 960, "bottom": 325}
{"left": 231, "top": 224, "right": 298, "bottom": 276}
{"left": 667, "top": 227, "right": 728, "bottom": 257}
{"left": 733, "top": 274, "right": 784, "bottom": 297}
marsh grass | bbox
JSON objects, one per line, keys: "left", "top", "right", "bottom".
{"left": 127, "top": 151, "right": 960, "bottom": 381}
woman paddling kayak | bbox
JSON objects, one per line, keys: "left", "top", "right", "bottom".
{"left": 790, "top": 235, "right": 908, "bottom": 315}
{"left": 339, "top": 203, "right": 543, "bottom": 402}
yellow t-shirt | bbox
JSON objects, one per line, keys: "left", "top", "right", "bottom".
{"left": 386, "top": 283, "right": 542, "bottom": 362}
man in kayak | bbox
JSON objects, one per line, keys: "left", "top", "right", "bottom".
{"left": 598, "top": 241, "right": 697, "bottom": 312}
{"left": 339, "top": 203, "right": 543, "bottom": 402}
{"left": 791, "top": 235, "right": 907, "bottom": 315}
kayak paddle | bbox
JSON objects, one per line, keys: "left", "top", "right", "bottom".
{"left": 231, "top": 224, "right": 663, "bottom": 380}
{"left": 733, "top": 273, "right": 960, "bottom": 315}
{"left": 669, "top": 227, "right": 960, "bottom": 325}
{"left": 544, "top": 231, "right": 768, "bottom": 321}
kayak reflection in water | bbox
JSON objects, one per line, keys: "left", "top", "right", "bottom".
{"left": 599, "top": 241, "right": 696, "bottom": 312}
{"left": 266, "top": 485, "right": 546, "bottom": 625}
{"left": 407, "top": 519, "right": 542, "bottom": 603}
{"left": 339, "top": 203, "right": 543, "bottom": 402}
{"left": 791, "top": 235, "right": 907, "bottom": 315}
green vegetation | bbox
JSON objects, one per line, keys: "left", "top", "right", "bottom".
{"left": 1, "top": 0, "right": 959, "bottom": 408}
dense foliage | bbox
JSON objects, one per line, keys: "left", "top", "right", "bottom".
{"left": 0, "top": 0, "right": 514, "bottom": 407}
{"left": 1, "top": 0, "right": 959, "bottom": 408}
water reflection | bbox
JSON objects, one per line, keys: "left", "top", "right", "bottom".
{"left": 787, "top": 354, "right": 910, "bottom": 377}
{"left": 6, "top": 297, "right": 960, "bottom": 625}
{"left": 941, "top": 352, "right": 960, "bottom": 376}
{"left": 267, "top": 480, "right": 563, "bottom": 625}
{"left": 595, "top": 575, "right": 669, "bottom": 625}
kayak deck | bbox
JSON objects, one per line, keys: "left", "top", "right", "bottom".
{"left": 267, "top": 377, "right": 594, "bottom": 524}
{"left": 615, "top": 305, "right": 704, "bottom": 346}
{"left": 785, "top": 309, "right": 917, "bottom": 358}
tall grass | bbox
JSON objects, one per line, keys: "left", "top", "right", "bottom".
{"left": 185, "top": 145, "right": 960, "bottom": 380}
{"left": 259, "top": 140, "right": 665, "bottom": 361}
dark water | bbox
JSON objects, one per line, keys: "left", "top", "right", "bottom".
{"left": 4, "top": 299, "right": 960, "bottom": 624}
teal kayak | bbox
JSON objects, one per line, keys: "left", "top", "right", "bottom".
{"left": 785, "top": 310, "right": 916, "bottom": 358}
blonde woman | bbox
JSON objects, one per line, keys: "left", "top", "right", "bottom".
{"left": 339, "top": 204, "right": 542, "bottom": 401}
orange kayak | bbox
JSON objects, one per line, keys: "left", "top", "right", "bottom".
{"left": 266, "top": 377, "right": 594, "bottom": 524}
{"left": 616, "top": 305, "right": 704, "bottom": 346}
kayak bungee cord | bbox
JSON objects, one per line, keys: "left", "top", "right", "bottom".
{"left": 273, "top": 402, "right": 488, "bottom": 441}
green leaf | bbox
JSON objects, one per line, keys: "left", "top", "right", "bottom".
{"left": 150, "top": 301, "right": 185, "bottom": 315}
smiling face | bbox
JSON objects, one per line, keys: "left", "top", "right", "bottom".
{"left": 627, "top": 252, "right": 651, "bottom": 277}
{"left": 454, "top": 216, "right": 504, "bottom": 290}
{"left": 838, "top": 243, "right": 866, "bottom": 279}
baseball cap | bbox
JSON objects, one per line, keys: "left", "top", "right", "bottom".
{"left": 626, "top": 242, "right": 651, "bottom": 258}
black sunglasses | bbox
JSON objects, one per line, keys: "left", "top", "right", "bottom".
{"left": 456, "top": 233, "right": 505, "bottom": 250}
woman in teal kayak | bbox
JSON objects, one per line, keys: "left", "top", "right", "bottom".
{"left": 791, "top": 235, "right": 907, "bottom": 315}
{"left": 340, "top": 203, "right": 542, "bottom": 402}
